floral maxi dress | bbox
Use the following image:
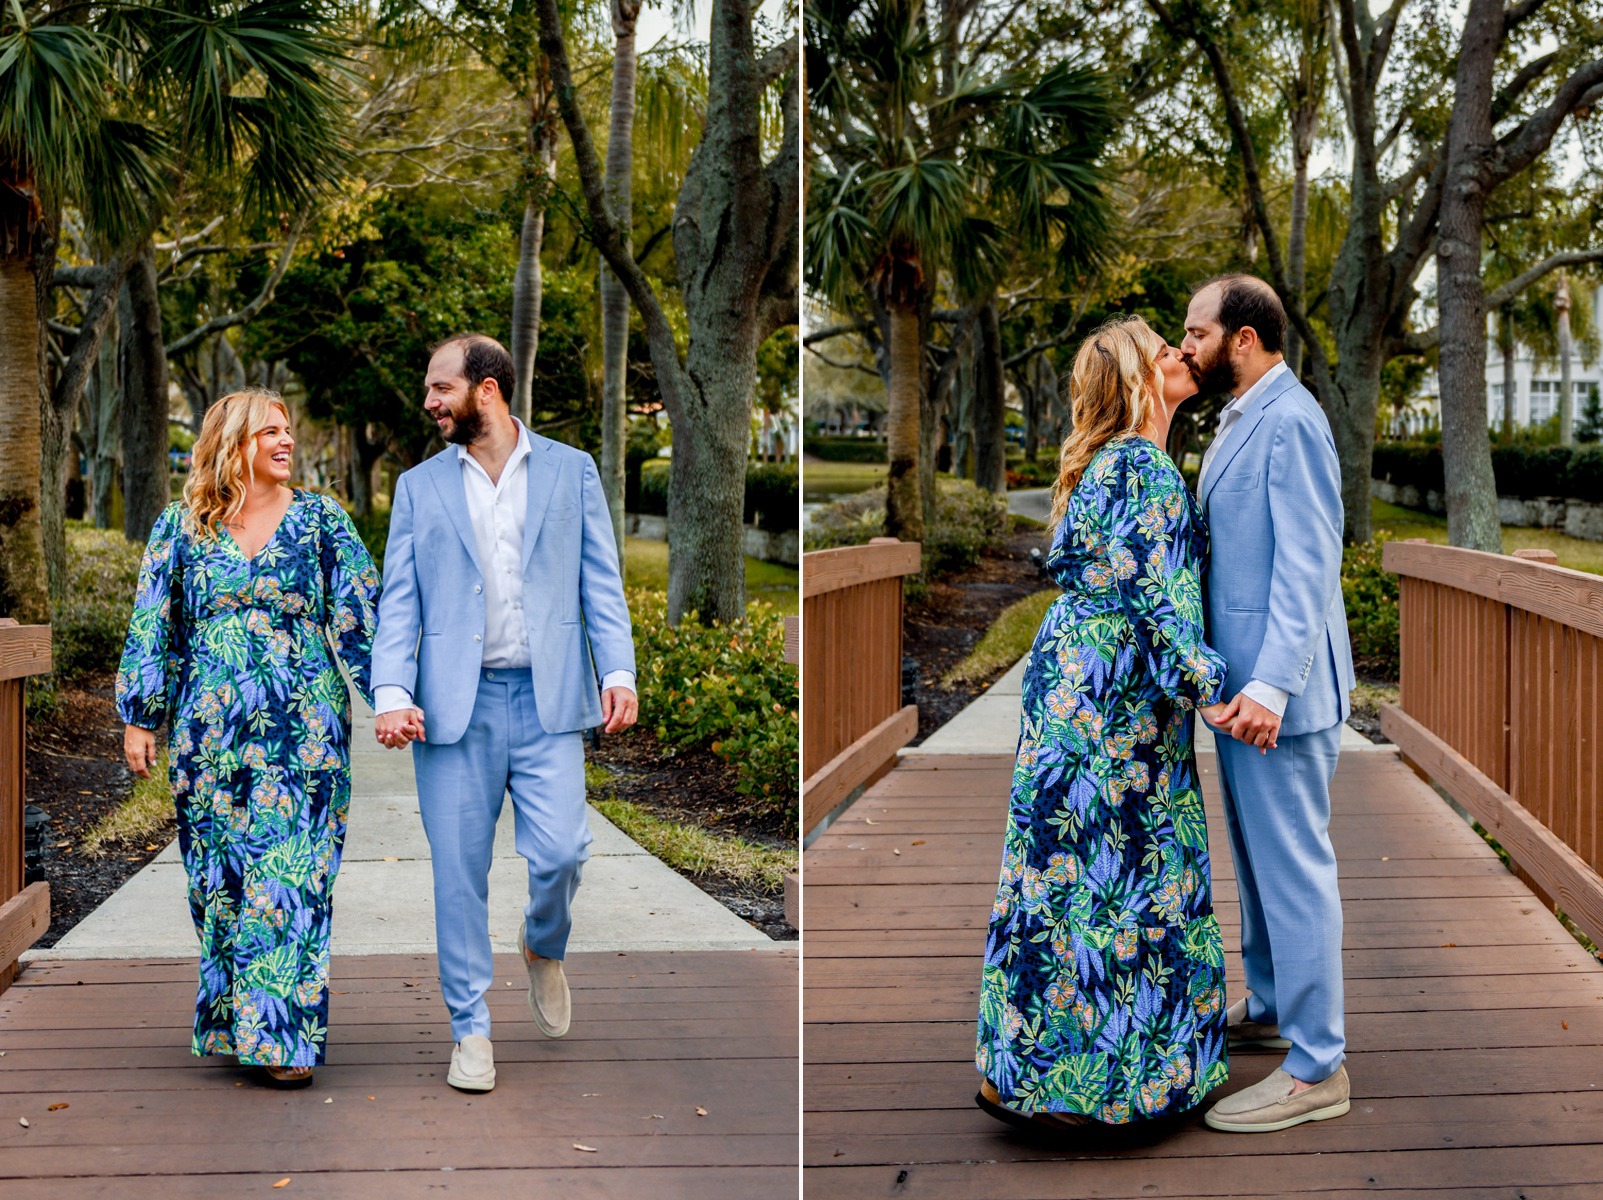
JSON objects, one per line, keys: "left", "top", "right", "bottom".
{"left": 976, "top": 436, "right": 1231, "bottom": 1122}
{"left": 117, "top": 490, "right": 381, "bottom": 1068}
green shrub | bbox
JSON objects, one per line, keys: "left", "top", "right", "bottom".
{"left": 804, "top": 476, "right": 1010, "bottom": 580}
{"left": 1005, "top": 459, "right": 1056, "bottom": 488}
{"left": 743, "top": 463, "right": 799, "bottom": 532}
{"left": 804, "top": 435, "right": 888, "bottom": 463}
{"left": 637, "top": 460, "right": 799, "bottom": 532}
{"left": 1342, "top": 534, "right": 1399, "bottom": 679}
{"left": 51, "top": 523, "right": 144, "bottom": 683}
{"left": 629, "top": 589, "right": 797, "bottom": 818}
{"left": 1372, "top": 440, "right": 1603, "bottom": 505}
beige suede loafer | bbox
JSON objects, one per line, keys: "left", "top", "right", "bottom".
{"left": 447, "top": 1034, "right": 496, "bottom": 1092}
{"left": 1204, "top": 1066, "right": 1350, "bottom": 1133}
{"left": 1225, "top": 996, "right": 1292, "bottom": 1050}
{"left": 517, "top": 928, "right": 571, "bottom": 1038}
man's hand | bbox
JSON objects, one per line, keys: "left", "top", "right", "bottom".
{"left": 600, "top": 686, "right": 638, "bottom": 734}
{"left": 375, "top": 707, "right": 426, "bottom": 749}
{"left": 1199, "top": 694, "right": 1242, "bottom": 733}
{"left": 124, "top": 725, "right": 159, "bottom": 779}
{"left": 1230, "top": 693, "right": 1281, "bottom": 752}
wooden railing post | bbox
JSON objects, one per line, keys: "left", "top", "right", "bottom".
{"left": 1381, "top": 541, "right": 1603, "bottom": 948}
{"left": 0, "top": 619, "right": 53, "bottom": 994}
{"left": 801, "top": 538, "right": 921, "bottom": 837}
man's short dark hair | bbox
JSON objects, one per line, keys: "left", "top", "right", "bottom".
{"left": 1198, "top": 274, "right": 1286, "bottom": 356}
{"left": 433, "top": 333, "right": 515, "bottom": 403}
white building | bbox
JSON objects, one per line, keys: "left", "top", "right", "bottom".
{"left": 1390, "top": 283, "right": 1602, "bottom": 438}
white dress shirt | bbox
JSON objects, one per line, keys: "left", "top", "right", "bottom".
{"left": 1198, "top": 360, "right": 1292, "bottom": 720}
{"left": 375, "top": 421, "right": 634, "bottom": 716}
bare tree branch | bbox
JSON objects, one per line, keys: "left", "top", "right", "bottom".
{"left": 1400, "top": 247, "right": 1603, "bottom": 352}
{"left": 165, "top": 217, "right": 309, "bottom": 357}
{"left": 805, "top": 344, "right": 881, "bottom": 375}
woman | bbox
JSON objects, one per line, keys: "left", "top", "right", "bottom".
{"left": 118, "top": 389, "right": 381, "bottom": 1087}
{"left": 975, "top": 316, "right": 1239, "bottom": 1133}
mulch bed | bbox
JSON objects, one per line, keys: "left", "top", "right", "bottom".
{"left": 24, "top": 673, "right": 171, "bottom": 951}
{"left": 903, "top": 523, "right": 1054, "bottom": 744}
{"left": 588, "top": 730, "right": 796, "bottom": 941}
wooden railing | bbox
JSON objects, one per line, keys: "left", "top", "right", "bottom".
{"left": 1382, "top": 540, "right": 1603, "bottom": 948}
{"left": 0, "top": 619, "right": 52, "bottom": 995}
{"left": 802, "top": 538, "right": 920, "bottom": 836}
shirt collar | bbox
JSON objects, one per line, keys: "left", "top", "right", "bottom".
{"left": 1219, "top": 360, "right": 1290, "bottom": 423}
{"left": 456, "top": 417, "right": 532, "bottom": 478}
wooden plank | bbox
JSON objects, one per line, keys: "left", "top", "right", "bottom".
{"left": 1386, "top": 539, "right": 1603, "bottom": 639}
{"left": 802, "top": 539, "right": 920, "bottom": 598}
{"left": 1384, "top": 540, "right": 1506, "bottom": 602}
{"left": 803, "top": 704, "right": 917, "bottom": 834}
{"left": 0, "top": 621, "right": 51, "bottom": 683}
{"left": 1382, "top": 702, "right": 1603, "bottom": 950}
{"left": 0, "top": 882, "right": 49, "bottom": 977}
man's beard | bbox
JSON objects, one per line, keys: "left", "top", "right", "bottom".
{"left": 1188, "top": 344, "right": 1239, "bottom": 397}
{"left": 441, "top": 403, "right": 486, "bottom": 446}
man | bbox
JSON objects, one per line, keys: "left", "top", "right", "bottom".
{"left": 1181, "top": 276, "right": 1356, "bottom": 1133}
{"left": 371, "top": 334, "right": 637, "bottom": 1093}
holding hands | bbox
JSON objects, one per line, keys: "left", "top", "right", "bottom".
{"left": 376, "top": 707, "right": 427, "bottom": 749}
{"left": 1200, "top": 692, "right": 1281, "bottom": 753}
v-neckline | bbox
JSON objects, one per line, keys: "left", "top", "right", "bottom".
{"left": 224, "top": 489, "right": 298, "bottom": 564}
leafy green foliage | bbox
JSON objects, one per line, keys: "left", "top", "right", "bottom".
{"left": 1341, "top": 535, "right": 1399, "bottom": 679}
{"left": 50, "top": 522, "right": 143, "bottom": 683}
{"left": 804, "top": 435, "right": 888, "bottom": 463}
{"left": 636, "top": 461, "right": 799, "bottom": 533}
{"left": 1372, "top": 440, "right": 1603, "bottom": 504}
{"left": 629, "top": 589, "right": 797, "bottom": 819}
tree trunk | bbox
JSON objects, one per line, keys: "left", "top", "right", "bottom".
{"left": 90, "top": 321, "right": 120, "bottom": 529}
{"left": 599, "top": 0, "right": 641, "bottom": 565}
{"left": 884, "top": 299, "right": 925, "bottom": 543}
{"left": 120, "top": 242, "right": 171, "bottom": 543}
{"left": 1557, "top": 273, "right": 1574, "bottom": 445}
{"left": 511, "top": 73, "right": 559, "bottom": 429}
{"left": 1433, "top": 0, "right": 1503, "bottom": 553}
{"left": 1286, "top": 99, "right": 1316, "bottom": 377}
{"left": 973, "top": 299, "right": 1006, "bottom": 494}
{"left": 0, "top": 256, "right": 48, "bottom": 623}
{"left": 1499, "top": 309, "right": 1516, "bottom": 435}
{"left": 1020, "top": 366, "right": 1039, "bottom": 465}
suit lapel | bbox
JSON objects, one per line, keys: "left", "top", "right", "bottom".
{"left": 1200, "top": 369, "right": 1298, "bottom": 511}
{"left": 521, "top": 431, "right": 560, "bottom": 571}
{"left": 426, "top": 450, "right": 484, "bottom": 577}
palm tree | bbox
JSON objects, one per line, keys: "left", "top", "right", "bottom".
{"left": 805, "top": 0, "right": 1114, "bottom": 543}
{"left": 0, "top": 5, "right": 165, "bottom": 620}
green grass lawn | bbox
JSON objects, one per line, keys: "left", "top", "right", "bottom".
{"left": 944, "top": 589, "right": 1060, "bottom": 686}
{"left": 803, "top": 461, "right": 886, "bottom": 500}
{"left": 1371, "top": 499, "right": 1603, "bottom": 575}
{"left": 623, "top": 537, "right": 798, "bottom": 614}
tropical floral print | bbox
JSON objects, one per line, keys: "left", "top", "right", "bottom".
{"left": 976, "top": 436, "right": 1231, "bottom": 1122}
{"left": 117, "top": 490, "right": 380, "bottom": 1067}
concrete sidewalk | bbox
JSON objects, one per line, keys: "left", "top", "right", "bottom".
{"left": 912, "top": 653, "right": 1392, "bottom": 756}
{"left": 30, "top": 698, "right": 776, "bottom": 961}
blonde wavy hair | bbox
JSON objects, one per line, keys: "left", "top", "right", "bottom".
{"left": 183, "top": 388, "right": 291, "bottom": 539}
{"left": 1048, "top": 316, "right": 1167, "bottom": 527}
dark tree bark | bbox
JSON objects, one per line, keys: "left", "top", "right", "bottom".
{"left": 973, "top": 298, "right": 1006, "bottom": 494}
{"left": 511, "top": 69, "right": 558, "bottom": 430}
{"left": 1498, "top": 307, "right": 1515, "bottom": 435}
{"left": 536, "top": 0, "right": 798, "bottom": 624}
{"left": 120, "top": 242, "right": 171, "bottom": 543}
{"left": 88, "top": 320, "right": 120, "bottom": 529}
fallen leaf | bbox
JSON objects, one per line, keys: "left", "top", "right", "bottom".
{"left": 323, "top": 1098, "right": 333, "bottom": 1104}
{"left": 367, "top": 1095, "right": 375, "bottom": 1101}
{"left": 695, "top": 1106, "right": 708, "bottom": 1117}
{"left": 1563, "top": 1020, "right": 1570, "bottom": 1030}
{"left": 273, "top": 1179, "right": 291, "bottom": 1189}
{"left": 644, "top": 1114, "right": 664, "bottom": 1120}
{"left": 78, "top": 790, "right": 93, "bottom": 795}
{"left": 144, "top": 845, "right": 157, "bottom": 851}
{"left": 383, "top": 856, "right": 399, "bottom": 862}
{"left": 572, "top": 1143, "right": 598, "bottom": 1153}
{"left": 911, "top": 840, "right": 925, "bottom": 846}
{"left": 1380, "top": 856, "right": 1390, "bottom": 861}
{"left": 892, "top": 849, "right": 901, "bottom": 856}
{"left": 18, "top": 1117, "right": 28, "bottom": 1128}
{"left": 582, "top": 1093, "right": 601, "bottom": 1097}
{"left": 864, "top": 818, "right": 877, "bottom": 825}
{"left": 1440, "top": 943, "right": 1457, "bottom": 948}
{"left": 46, "top": 1104, "right": 67, "bottom": 1112}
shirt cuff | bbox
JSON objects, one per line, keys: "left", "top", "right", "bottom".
{"left": 373, "top": 685, "right": 416, "bottom": 716}
{"left": 600, "top": 670, "right": 636, "bottom": 694}
{"left": 1241, "top": 679, "right": 1290, "bottom": 718}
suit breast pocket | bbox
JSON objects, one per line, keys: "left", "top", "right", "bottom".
{"left": 1214, "top": 470, "right": 1262, "bottom": 494}
{"left": 547, "top": 502, "right": 578, "bottom": 521}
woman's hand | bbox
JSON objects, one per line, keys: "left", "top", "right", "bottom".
{"left": 1198, "top": 694, "right": 1242, "bottom": 732}
{"left": 124, "top": 725, "right": 159, "bottom": 779}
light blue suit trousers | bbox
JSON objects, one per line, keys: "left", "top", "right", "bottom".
{"left": 413, "top": 668, "right": 590, "bottom": 1041}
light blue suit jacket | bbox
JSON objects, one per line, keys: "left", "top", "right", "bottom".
{"left": 372, "top": 432, "right": 635, "bottom": 744}
{"left": 1201, "top": 368, "right": 1355, "bottom": 739}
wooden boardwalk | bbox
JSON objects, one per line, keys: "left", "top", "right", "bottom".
{"left": 803, "top": 752, "right": 1603, "bottom": 1198}
{"left": 0, "top": 949, "right": 797, "bottom": 1197}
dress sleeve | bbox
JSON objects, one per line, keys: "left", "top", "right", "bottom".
{"left": 318, "top": 495, "right": 382, "bottom": 708}
{"left": 115, "top": 504, "right": 184, "bottom": 731}
{"left": 1107, "top": 446, "right": 1228, "bottom": 710}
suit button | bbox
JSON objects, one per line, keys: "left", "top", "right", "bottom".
{"left": 474, "top": 634, "right": 482, "bottom": 642}
{"left": 475, "top": 584, "right": 482, "bottom": 594}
